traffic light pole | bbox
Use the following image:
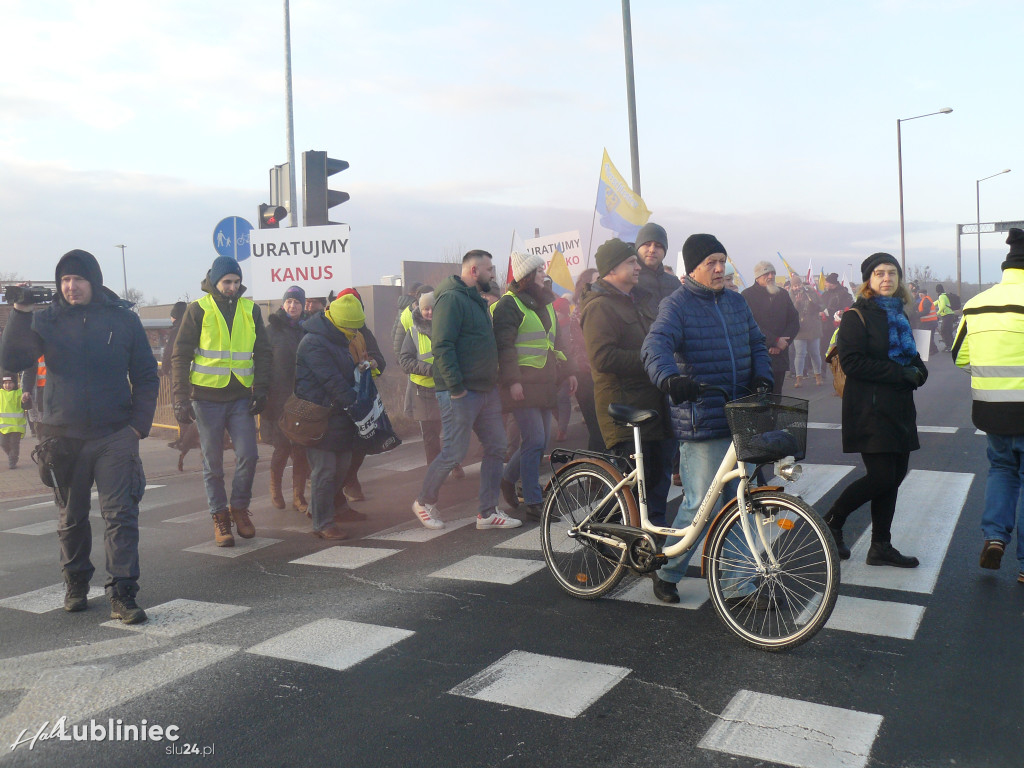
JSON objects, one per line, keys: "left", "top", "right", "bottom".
{"left": 284, "top": 0, "right": 298, "bottom": 226}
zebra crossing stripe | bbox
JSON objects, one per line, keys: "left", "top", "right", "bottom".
{"left": 842, "top": 469, "right": 973, "bottom": 594}
{"left": 825, "top": 595, "right": 926, "bottom": 640}
{"left": 246, "top": 619, "right": 414, "bottom": 671}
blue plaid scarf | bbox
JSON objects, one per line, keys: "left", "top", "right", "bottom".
{"left": 872, "top": 295, "right": 918, "bottom": 365}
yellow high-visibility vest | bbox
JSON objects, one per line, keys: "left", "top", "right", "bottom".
{"left": 955, "top": 270, "right": 1024, "bottom": 404}
{"left": 189, "top": 294, "right": 256, "bottom": 388}
{"left": 0, "top": 388, "right": 26, "bottom": 436}
{"left": 400, "top": 305, "right": 414, "bottom": 333}
{"left": 491, "top": 292, "right": 567, "bottom": 369}
{"left": 408, "top": 326, "right": 435, "bottom": 388}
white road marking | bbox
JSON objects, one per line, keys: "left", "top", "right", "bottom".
{"left": 698, "top": 689, "right": 883, "bottom": 768}
{"left": 842, "top": 469, "right": 973, "bottom": 594}
{"left": 101, "top": 598, "right": 249, "bottom": 638}
{"left": 824, "top": 595, "right": 926, "bottom": 640}
{"left": 0, "top": 583, "right": 106, "bottom": 614}
{"left": 163, "top": 510, "right": 211, "bottom": 523}
{"left": 450, "top": 650, "right": 631, "bottom": 718}
{"left": 2, "top": 520, "right": 58, "bottom": 535}
{"left": 183, "top": 536, "right": 283, "bottom": 558}
{"left": 246, "top": 618, "right": 414, "bottom": 671}
{"left": 610, "top": 575, "right": 709, "bottom": 609}
{"left": 429, "top": 554, "right": 545, "bottom": 585}
{"left": 770, "top": 463, "right": 855, "bottom": 506}
{"left": 366, "top": 516, "right": 476, "bottom": 542}
{"left": 289, "top": 546, "right": 401, "bottom": 570}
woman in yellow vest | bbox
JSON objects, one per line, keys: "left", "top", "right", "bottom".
{"left": 0, "top": 372, "right": 29, "bottom": 469}
{"left": 492, "top": 252, "right": 576, "bottom": 520}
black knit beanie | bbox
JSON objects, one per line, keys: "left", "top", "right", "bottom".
{"left": 1002, "top": 228, "right": 1024, "bottom": 271}
{"left": 595, "top": 239, "right": 637, "bottom": 277}
{"left": 682, "top": 234, "right": 727, "bottom": 275}
{"left": 860, "top": 253, "right": 902, "bottom": 283}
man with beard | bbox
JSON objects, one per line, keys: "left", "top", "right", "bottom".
{"left": 411, "top": 250, "right": 514, "bottom": 530}
{"left": 742, "top": 261, "right": 799, "bottom": 394}
{"left": 635, "top": 222, "right": 680, "bottom": 304}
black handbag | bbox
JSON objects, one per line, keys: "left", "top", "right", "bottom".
{"left": 31, "top": 436, "right": 84, "bottom": 508}
{"left": 278, "top": 394, "right": 331, "bottom": 447}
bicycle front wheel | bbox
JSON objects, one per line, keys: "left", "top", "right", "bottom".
{"left": 705, "top": 491, "right": 839, "bottom": 651}
{"left": 541, "top": 461, "right": 630, "bottom": 599}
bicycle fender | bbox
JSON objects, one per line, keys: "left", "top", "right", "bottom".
{"left": 698, "top": 486, "right": 784, "bottom": 576}
{"left": 544, "top": 458, "right": 641, "bottom": 527}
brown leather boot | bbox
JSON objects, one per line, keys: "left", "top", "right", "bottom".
{"left": 213, "top": 511, "right": 234, "bottom": 547}
{"left": 229, "top": 506, "right": 256, "bottom": 539}
{"left": 815, "top": 373, "right": 823, "bottom": 386}
{"left": 269, "top": 471, "right": 286, "bottom": 510}
{"left": 293, "top": 463, "right": 310, "bottom": 515}
{"left": 794, "top": 376, "right": 802, "bottom": 388}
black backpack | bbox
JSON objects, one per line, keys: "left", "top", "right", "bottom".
{"left": 947, "top": 292, "right": 962, "bottom": 311}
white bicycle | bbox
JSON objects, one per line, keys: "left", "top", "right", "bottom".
{"left": 540, "top": 389, "right": 839, "bottom": 652}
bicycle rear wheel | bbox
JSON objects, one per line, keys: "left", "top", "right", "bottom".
{"left": 705, "top": 491, "right": 839, "bottom": 651}
{"left": 541, "top": 461, "right": 630, "bottom": 599}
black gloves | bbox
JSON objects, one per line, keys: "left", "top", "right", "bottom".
{"left": 752, "top": 377, "right": 773, "bottom": 396}
{"left": 174, "top": 401, "right": 195, "bottom": 425}
{"left": 249, "top": 394, "right": 268, "bottom": 416}
{"left": 900, "top": 366, "right": 925, "bottom": 390}
{"left": 665, "top": 375, "right": 702, "bottom": 405}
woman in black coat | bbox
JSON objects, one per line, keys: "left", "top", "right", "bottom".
{"left": 823, "top": 253, "right": 928, "bottom": 567}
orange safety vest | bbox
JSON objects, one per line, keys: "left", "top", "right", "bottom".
{"left": 917, "top": 296, "right": 937, "bottom": 323}
{"left": 36, "top": 356, "right": 46, "bottom": 387}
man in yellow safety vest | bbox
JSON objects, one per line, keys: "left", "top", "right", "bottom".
{"left": 172, "top": 256, "right": 272, "bottom": 548}
{"left": 0, "top": 372, "right": 29, "bottom": 469}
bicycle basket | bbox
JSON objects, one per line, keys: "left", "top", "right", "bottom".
{"left": 724, "top": 394, "right": 808, "bottom": 464}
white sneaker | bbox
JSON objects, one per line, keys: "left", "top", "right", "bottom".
{"left": 412, "top": 500, "right": 445, "bottom": 530}
{"left": 477, "top": 509, "right": 522, "bottom": 529}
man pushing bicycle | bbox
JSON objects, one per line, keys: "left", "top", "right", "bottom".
{"left": 640, "top": 234, "right": 773, "bottom": 604}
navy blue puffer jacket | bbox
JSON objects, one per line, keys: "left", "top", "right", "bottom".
{"left": 641, "top": 278, "right": 772, "bottom": 441}
{"left": 294, "top": 312, "right": 359, "bottom": 450}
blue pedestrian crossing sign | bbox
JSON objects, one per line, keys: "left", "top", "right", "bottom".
{"left": 213, "top": 217, "right": 255, "bottom": 261}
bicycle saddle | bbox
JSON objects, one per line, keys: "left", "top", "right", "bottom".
{"left": 608, "top": 404, "right": 659, "bottom": 427}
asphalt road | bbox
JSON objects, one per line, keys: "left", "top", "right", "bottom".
{"left": 0, "top": 350, "right": 1020, "bottom": 768}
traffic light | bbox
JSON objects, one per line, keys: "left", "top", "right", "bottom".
{"left": 258, "top": 203, "right": 287, "bottom": 229}
{"left": 302, "top": 150, "right": 349, "bottom": 226}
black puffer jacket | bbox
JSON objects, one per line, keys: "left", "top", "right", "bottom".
{"left": 266, "top": 308, "right": 307, "bottom": 421}
{"left": 838, "top": 297, "right": 927, "bottom": 454}
{"left": 294, "top": 312, "right": 359, "bottom": 450}
{"left": 0, "top": 250, "right": 159, "bottom": 440}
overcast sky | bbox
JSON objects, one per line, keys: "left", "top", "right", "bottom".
{"left": 2, "top": 0, "right": 1022, "bottom": 302}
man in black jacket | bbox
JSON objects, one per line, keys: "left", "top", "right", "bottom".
{"left": 1, "top": 250, "right": 158, "bottom": 623}
{"left": 742, "top": 261, "right": 800, "bottom": 394}
{"left": 635, "top": 222, "right": 680, "bottom": 304}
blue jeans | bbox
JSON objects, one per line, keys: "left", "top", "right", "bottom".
{"left": 419, "top": 388, "right": 507, "bottom": 515}
{"left": 794, "top": 338, "right": 821, "bottom": 376}
{"left": 193, "top": 398, "right": 259, "bottom": 515}
{"left": 307, "top": 446, "right": 352, "bottom": 532}
{"left": 503, "top": 408, "right": 551, "bottom": 505}
{"left": 658, "top": 438, "right": 741, "bottom": 585}
{"left": 982, "top": 434, "right": 1024, "bottom": 569}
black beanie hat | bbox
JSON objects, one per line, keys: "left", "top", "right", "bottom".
{"left": 1002, "top": 228, "right": 1024, "bottom": 270}
{"left": 860, "top": 253, "right": 902, "bottom": 283}
{"left": 595, "top": 238, "right": 637, "bottom": 277}
{"left": 682, "top": 234, "right": 727, "bottom": 275}
{"left": 209, "top": 255, "right": 243, "bottom": 286}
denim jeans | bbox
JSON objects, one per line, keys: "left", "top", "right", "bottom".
{"left": 307, "top": 446, "right": 352, "bottom": 531}
{"left": 610, "top": 437, "right": 675, "bottom": 528}
{"left": 60, "top": 425, "right": 146, "bottom": 596}
{"left": 794, "top": 338, "right": 821, "bottom": 376}
{"left": 982, "top": 433, "right": 1024, "bottom": 569}
{"left": 503, "top": 408, "right": 551, "bottom": 505}
{"left": 193, "top": 398, "right": 259, "bottom": 515}
{"left": 658, "top": 437, "right": 742, "bottom": 587}
{"left": 418, "top": 388, "right": 506, "bottom": 514}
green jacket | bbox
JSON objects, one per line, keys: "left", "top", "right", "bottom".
{"left": 430, "top": 275, "right": 498, "bottom": 395}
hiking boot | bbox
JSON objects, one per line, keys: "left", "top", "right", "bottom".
{"left": 293, "top": 489, "right": 309, "bottom": 515}
{"left": 213, "top": 510, "right": 234, "bottom": 547}
{"left": 980, "top": 539, "right": 1005, "bottom": 570}
{"left": 109, "top": 594, "right": 147, "bottom": 625}
{"left": 522, "top": 503, "right": 543, "bottom": 522}
{"left": 64, "top": 581, "right": 89, "bottom": 612}
{"left": 866, "top": 542, "right": 919, "bottom": 568}
{"left": 343, "top": 482, "right": 365, "bottom": 502}
{"left": 500, "top": 478, "right": 520, "bottom": 509}
{"left": 334, "top": 507, "right": 367, "bottom": 523}
{"left": 313, "top": 523, "right": 349, "bottom": 540}
{"left": 450, "top": 464, "right": 465, "bottom": 480}
{"left": 230, "top": 506, "right": 255, "bottom": 539}
{"left": 412, "top": 500, "right": 445, "bottom": 529}
{"left": 477, "top": 509, "right": 522, "bottom": 529}
{"left": 269, "top": 474, "right": 286, "bottom": 510}
{"left": 822, "top": 513, "right": 851, "bottom": 560}
{"left": 652, "top": 576, "right": 680, "bottom": 604}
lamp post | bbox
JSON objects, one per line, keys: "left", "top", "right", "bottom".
{"left": 976, "top": 169, "right": 1011, "bottom": 288}
{"left": 897, "top": 108, "right": 953, "bottom": 273}
{"left": 114, "top": 244, "right": 127, "bottom": 299}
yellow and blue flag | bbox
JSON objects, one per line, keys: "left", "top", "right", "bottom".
{"left": 547, "top": 249, "right": 575, "bottom": 297}
{"left": 595, "top": 149, "right": 651, "bottom": 242}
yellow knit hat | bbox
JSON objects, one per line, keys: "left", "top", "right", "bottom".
{"left": 327, "top": 293, "right": 365, "bottom": 330}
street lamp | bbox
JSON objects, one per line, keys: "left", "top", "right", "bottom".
{"left": 976, "top": 169, "right": 1011, "bottom": 288}
{"left": 897, "top": 107, "right": 953, "bottom": 273}
{"left": 114, "top": 244, "right": 127, "bottom": 299}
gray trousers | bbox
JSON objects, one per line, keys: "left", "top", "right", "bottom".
{"left": 60, "top": 426, "right": 146, "bottom": 597}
